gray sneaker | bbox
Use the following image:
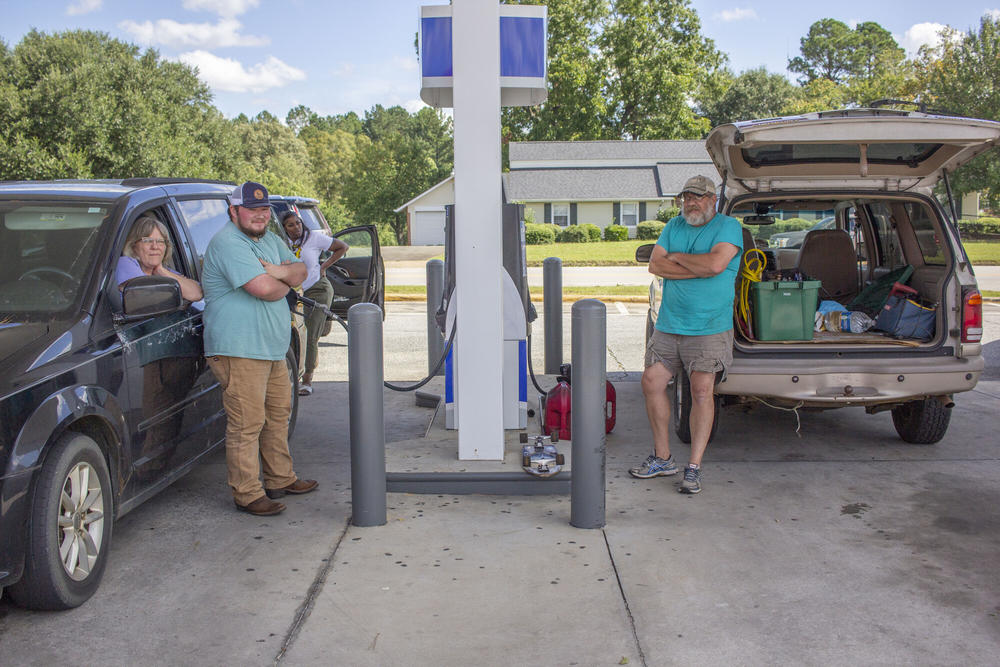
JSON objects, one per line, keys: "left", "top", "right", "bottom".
{"left": 629, "top": 454, "right": 678, "bottom": 479}
{"left": 679, "top": 465, "right": 701, "bottom": 494}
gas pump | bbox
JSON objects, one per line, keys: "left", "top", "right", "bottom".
{"left": 439, "top": 203, "right": 536, "bottom": 431}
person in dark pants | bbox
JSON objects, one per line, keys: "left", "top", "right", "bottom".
{"left": 280, "top": 211, "right": 348, "bottom": 396}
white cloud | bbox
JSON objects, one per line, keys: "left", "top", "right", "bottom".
{"left": 404, "top": 98, "right": 427, "bottom": 113}
{"left": 714, "top": 8, "right": 757, "bottom": 22}
{"left": 899, "top": 22, "right": 948, "bottom": 55}
{"left": 118, "top": 17, "right": 268, "bottom": 49}
{"left": 181, "top": 0, "right": 260, "bottom": 18}
{"left": 332, "top": 63, "right": 356, "bottom": 77}
{"left": 393, "top": 56, "right": 418, "bottom": 72}
{"left": 986, "top": 9, "right": 1000, "bottom": 20}
{"left": 178, "top": 50, "right": 306, "bottom": 93}
{"left": 67, "top": 0, "right": 101, "bottom": 15}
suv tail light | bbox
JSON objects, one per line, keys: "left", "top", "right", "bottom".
{"left": 961, "top": 288, "right": 983, "bottom": 343}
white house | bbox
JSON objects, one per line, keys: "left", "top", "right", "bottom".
{"left": 395, "top": 140, "right": 716, "bottom": 244}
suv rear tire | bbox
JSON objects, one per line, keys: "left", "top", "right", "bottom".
{"left": 891, "top": 398, "right": 951, "bottom": 444}
{"left": 8, "top": 432, "right": 113, "bottom": 610}
{"left": 672, "top": 373, "right": 720, "bottom": 445}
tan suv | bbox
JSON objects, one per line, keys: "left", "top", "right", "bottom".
{"left": 640, "top": 109, "right": 997, "bottom": 444}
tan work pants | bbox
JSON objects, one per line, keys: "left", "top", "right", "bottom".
{"left": 207, "top": 356, "right": 296, "bottom": 505}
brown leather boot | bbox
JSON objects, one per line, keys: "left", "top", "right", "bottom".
{"left": 265, "top": 478, "right": 318, "bottom": 498}
{"left": 235, "top": 495, "right": 286, "bottom": 516}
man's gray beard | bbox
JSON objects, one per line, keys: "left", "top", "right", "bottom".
{"left": 683, "top": 209, "right": 713, "bottom": 226}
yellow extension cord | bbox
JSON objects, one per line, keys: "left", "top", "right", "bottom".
{"left": 737, "top": 247, "right": 767, "bottom": 333}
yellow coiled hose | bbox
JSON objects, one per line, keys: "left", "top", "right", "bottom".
{"left": 737, "top": 247, "right": 766, "bottom": 336}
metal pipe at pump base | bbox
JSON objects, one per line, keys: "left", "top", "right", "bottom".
{"left": 570, "top": 299, "right": 607, "bottom": 529}
{"left": 348, "top": 302, "right": 386, "bottom": 527}
{"left": 543, "top": 257, "right": 563, "bottom": 375}
{"left": 426, "top": 259, "right": 446, "bottom": 377}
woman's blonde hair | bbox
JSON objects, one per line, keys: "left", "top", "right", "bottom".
{"left": 122, "top": 216, "right": 173, "bottom": 266}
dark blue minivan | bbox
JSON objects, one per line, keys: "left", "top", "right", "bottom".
{"left": 0, "top": 179, "right": 380, "bottom": 610}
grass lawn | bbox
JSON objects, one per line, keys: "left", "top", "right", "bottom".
{"left": 963, "top": 241, "right": 1000, "bottom": 265}
{"left": 525, "top": 240, "right": 649, "bottom": 266}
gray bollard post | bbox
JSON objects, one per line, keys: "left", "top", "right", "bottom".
{"left": 349, "top": 302, "right": 386, "bottom": 526}
{"left": 570, "top": 299, "right": 606, "bottom": 529}
{"left": 543, "top": 256, "right": 563, "bottom": 375}
{"left": 426, "top": 259, "right": 446, "bottom": 376}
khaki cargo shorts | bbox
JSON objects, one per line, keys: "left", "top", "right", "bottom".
{"left": 644, "top": 329, "right": 734, "bottom": 378}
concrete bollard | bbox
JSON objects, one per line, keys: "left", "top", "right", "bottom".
{"left": 570, "top": 299, "right": 606, "bottom": 529}
{"left": 348, "top": 302, "right": 386, "bottom": 527}
{"left": 426, "top": 259, "right": 446, "bottom": 376}
{"left": 543, "top": 256, "right": 563, "bottom": 375}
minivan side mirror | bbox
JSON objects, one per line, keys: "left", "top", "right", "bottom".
{"left": 635, "top": 243, "right": 655, "bottom": 263}
{"left": 117, "top": 275, "right": 183, "bottom": 323}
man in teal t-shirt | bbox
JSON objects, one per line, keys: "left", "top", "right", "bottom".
{"left": 629, "top": 175, "right": 742, "bottom": 495}
{"left": 203, "top": 181, "right": 318, "bottom": 516}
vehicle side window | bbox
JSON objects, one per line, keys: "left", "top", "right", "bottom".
{"left": 175, "top": 198, "right": 231, "bottom": 262}
{"left": 904, "top": 202, "right": 946, "bottom": 266}
{"left": 122, "top": 208, "right": 187, "bottom": 275}
{"left": 337, "top": 229, "right": 373, "bottom": 260}
{"left": 866, "top": 202, "right": 905, "bottom": 269}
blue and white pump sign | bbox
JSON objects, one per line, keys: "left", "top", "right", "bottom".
{"left": 419, "top": 4, "right": 547, "bottom": 108}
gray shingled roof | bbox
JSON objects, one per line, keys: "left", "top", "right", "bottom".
{"left": 656, "top": 163, "right": 721, "bottom": 196}
{"left": 505, "top": 168, "right": 660, "bottom": 201}
{"left": 504, "top": 163, "right": 721, "bottom": 201}
{"left": 510, "top": 140, "right": 709, "bottom": 162}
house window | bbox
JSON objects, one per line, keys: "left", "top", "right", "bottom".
{"left": 621, "top": 202, "right": 638, "bottom": 227}
{"left": 552, "top": 204, "right": 570, "bottom": 226}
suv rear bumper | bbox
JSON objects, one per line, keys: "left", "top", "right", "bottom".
{"left": 718, "top": 356, "right": 984, "bottom": 407}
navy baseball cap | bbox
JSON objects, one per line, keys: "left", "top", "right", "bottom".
{"left": 230, "top": 181, "right": 270, "bottom": 209}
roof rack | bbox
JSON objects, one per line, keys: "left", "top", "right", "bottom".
{"left": 119, "top": 177, "right": 237, "bottom": 187}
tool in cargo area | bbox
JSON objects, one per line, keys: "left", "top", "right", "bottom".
{"left": 735, "top": 246, "right": 766, "bottom": 338}
{"left": 541, "top": 363, "right": 616, "bottom": 440}
{"left": 520, "top": 432, "right": 564, "bottom": 477}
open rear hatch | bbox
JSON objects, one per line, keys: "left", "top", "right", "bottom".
{"left": 703, "top": 110, "right": 1000, "bottom": 351}
{"left": 705, "top": 109, "right": 1000, "bottom": 196}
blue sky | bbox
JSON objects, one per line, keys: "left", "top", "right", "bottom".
{"left": 2, "top": 1, "right": 998, "bottom": 122}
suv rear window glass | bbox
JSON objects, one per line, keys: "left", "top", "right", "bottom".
{"left": 905, "top": 202, "right": 946, "bottom": 266}
{"left": 742, "top": 143, "right": 941, "bottom": 168}
{"left": 866, "top": 202, "right": 905, "bottom": 269}
{"left": 176, "top": 198, "right": 230, "bottom": 260}
{"left": 297, "top": 207, "right": 325, "bottom": 232}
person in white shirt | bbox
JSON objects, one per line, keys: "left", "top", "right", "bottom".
{"left": 281, "top": 211, "right": 348, "bottom": 395}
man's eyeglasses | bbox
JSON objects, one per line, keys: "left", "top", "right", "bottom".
{"left": 138, "top": 237, "right": 168, "bottom": 247}
{"left": 681, "top": 192, "right": 713, "bottom": 203}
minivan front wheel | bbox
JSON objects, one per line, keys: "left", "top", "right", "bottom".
{"left": 891, "top": 398, "right": 951, "bottom": 444}
{"left": 8, "top": 432, "right": 113, "bottom": 610}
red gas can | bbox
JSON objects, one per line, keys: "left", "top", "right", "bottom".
{"left": 543, "top": 366, "right": 616, "bottom": 439}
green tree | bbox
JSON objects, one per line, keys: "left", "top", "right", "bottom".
{"left": 342, "top": 106, "right": 453, "bottom": 243}
{"left": 502, "top": 0, "right": 610, "bottom": 142}
{"left": 232, "top": 111, "right": 315, "bottom": 196}
{"left": 788, "top": 18, "right": 856, "bottom": 84}
{"left": 696, "top": 67, "right": 798, "bottom": 128}
{"left": 0, "top": 30, "right": 241, "bottom": 181}
{"left": 600, "top": 0, "right": 724, "bottom": 139}
{"left": 921, "top": 16, "right": 1000, "bottom": 207}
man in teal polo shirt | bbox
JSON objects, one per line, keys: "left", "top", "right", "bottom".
{"left": 203, "top": 181, "right": 318, "bottom": 516}
{"left": 629, "top": 175, "right": 742, "bottom": 495}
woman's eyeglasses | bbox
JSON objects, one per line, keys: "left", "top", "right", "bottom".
{"left": 138, "top": 237, "right": 168, "bottom": 247}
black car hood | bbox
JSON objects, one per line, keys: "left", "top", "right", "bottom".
{"left": 0, "top": 321, "right": 68, "bottom": 395}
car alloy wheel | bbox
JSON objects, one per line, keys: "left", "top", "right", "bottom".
{"left": 58, "top": 461, "right": 106, "bottom": 581}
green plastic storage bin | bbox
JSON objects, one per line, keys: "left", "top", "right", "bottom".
{"left": 750, "top": 280, "right": 821, "bottom": 341}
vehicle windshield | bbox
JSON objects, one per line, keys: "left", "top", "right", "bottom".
{"left": 297, "top": 206, "right": 325, "bottom": 232}
{"left": 0, "top": 202, "right": 106, "bottom": 319}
